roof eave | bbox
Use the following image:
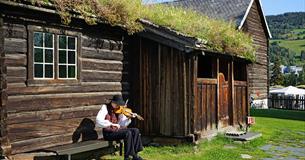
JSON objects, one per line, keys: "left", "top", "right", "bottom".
{"left": 139, "top": 19, "right": 207, "bottom": 52}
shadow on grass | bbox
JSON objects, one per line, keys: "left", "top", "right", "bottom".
{"left": 250, "top": 108, "right": 305, "bottom": 121}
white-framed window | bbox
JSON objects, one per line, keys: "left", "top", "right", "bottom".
{"left": 58, "top": 35, "right": 77, "bottom": 79}
{"left": 32, "top": 31, "right": 78, "bottom": 80}
{"left": 33, "top": 32, "right": 54, "bottom": 79}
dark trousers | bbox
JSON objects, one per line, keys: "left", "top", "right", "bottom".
{"left": 103, "top": 128, "right": 143, "bottom": 157}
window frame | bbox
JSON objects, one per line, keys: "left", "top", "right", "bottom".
{"left": 57, "top": 35, "right": 78, "bottom": 80}
{"left": 27, "top": 25, "right": 82, "bottom": 86}
{"left": 33, "top": 32, "right": 55, "bottom": 80}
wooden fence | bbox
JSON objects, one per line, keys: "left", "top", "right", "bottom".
{"left": 269, "top": 95, "right": 305, "bottom": 111}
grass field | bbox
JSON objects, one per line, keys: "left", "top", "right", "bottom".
{"left": 282, "top": 28, "right": 305, "bottom": 40}
{"left": 101, "top": 109, "right": 305, "bottom": 160}
{"left": 271, "top": 39, "right": 305, "bottom": 56}
{"left": 271, "top": 38, "right": 305, "bottom": 65}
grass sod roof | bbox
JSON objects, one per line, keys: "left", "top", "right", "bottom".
{"left": 10, "top": 0, "right": 256, "bottom": 61}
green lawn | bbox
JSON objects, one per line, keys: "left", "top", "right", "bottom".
{"left": 251, "top": 108, "right": 305, "bottom": 121}
{"left": 101, "top": 109, "right": 305, "bottom": 160}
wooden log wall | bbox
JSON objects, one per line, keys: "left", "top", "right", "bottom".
{"left": 242, "top": 0, "right": 269, "bottom": 100}
{"left": 2, "top": 14, "right": 127, "bottom": 154}
{"left": 128, "top": 37, "right": 193, "bottom": 137}
{"left": 0, "top": 16, "right": 11, "bottom": 155}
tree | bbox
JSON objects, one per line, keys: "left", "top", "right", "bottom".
{"left": 301, "top": 50, "right": 305, "bottom": 60}
{"left": 271, "top": 56, "right": 284, "bottom": 86}
{"left": 284, "top": 72, "right": 297, "bottom": 86}
{"left": 298, "top": 65, "right": 305, "bottom": 85}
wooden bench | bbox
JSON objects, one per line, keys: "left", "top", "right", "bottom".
{"left": 40, "top": 140, "right": 123, "bottom": 160}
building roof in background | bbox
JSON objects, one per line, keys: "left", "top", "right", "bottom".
{"left": 163, "top": 0, "right": 272, "bottom": 38}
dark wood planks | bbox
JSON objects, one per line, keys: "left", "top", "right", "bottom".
{"left": 234, "top": 81, "right": 248, "bottom": 124}
{"left": 128, "top": 37, "right": 193, "bottom": 137}
{"left": 7, "top": 105, "right": 101, "bottom": 125}
{"left": 7, "top": 92, "right": 120, "bottom": 113}
{"left": 8, "top": 117, "right": 100, "bottom": 154}
{"left": 195, "top": 79, "right": 217, "bottom": 133}
{"left": 7, "top": 82, "right": 126, "bottom": 96}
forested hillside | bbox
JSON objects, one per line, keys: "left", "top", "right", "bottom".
{"left": 267, "top": 12, "right": 305, "bottom": 39}
{"left": 267, "top": 12, "right": 305, "bottom": 86}
{"left": 267, "top": 12, "right": 305, "bottom": 66}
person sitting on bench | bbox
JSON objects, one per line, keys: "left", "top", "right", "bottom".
{"left": 96, "top": 95, "right": 143, "bottom": 160}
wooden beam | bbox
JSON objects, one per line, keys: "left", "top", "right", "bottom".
{"left": 140, "top": 21, "right": 197, "bottom": 50}
{"left": 197, "top": 78, "right": 217, "bottom": 84}
{"left": 138, "top": 32, "right": 188, "bottom": 52}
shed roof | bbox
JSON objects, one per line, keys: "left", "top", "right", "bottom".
{"left": 163, "top": 0, "right": 272, "bottom": 38}
{"left": 139, "top": 19, "right": 252, "bottom": 62}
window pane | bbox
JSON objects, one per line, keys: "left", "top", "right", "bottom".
{"left": 68, "top": 66, "right": 76, "bottom": 78}
{"left": 68, "top": 51, "right": 75, "bottom": 64}
{"left": 45, "top": 65, "right": 53, "bottom": 78}
{"left": 34, "top": 32, "right": 43, "bottom": 47}
{"left": 68, "top": 37, "right": 75, "bottom": 49}
{"left": 59, "top": 65, "right": 67, "bottom": 78}
{"left": 59, "top": 36, "right": 66, "bottom": 49}
{"left": 59, "top": 50, "right": 66, "bottom": 64}
{"left": 34, "top": 64, "right": 43, "bottom": 78}
{"left": 45, "top": 33, "right": 53, "bottom": 48}
{"left": 34, "top": 48, "right": 43, "bottom": 62}
{"left": 45, "top": 49, "right": 53, "bottom": 63}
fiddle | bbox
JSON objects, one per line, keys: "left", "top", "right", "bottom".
{"left": 114, "top": 100, "right": 144, "bottom": 121}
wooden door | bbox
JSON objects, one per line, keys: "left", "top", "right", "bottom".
{"left": 218, "top": 73, "right": 229, "bottom": 128}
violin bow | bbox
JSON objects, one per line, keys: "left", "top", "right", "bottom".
{"left": 124, "top": 99, "right": 129, "bottom": 107}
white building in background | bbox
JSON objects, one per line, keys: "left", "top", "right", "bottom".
{"left": 280, "top": 65, "right": 303, "bottom": 75}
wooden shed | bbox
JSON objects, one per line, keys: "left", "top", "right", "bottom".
{"left": 164, "top": 0, "right": 272, "bottom": 107}
{"left": 0, "top": 0, "right": 128, "bottom": 157}
{"left": 127, "top": 20, "right": 250, "bottom": 140}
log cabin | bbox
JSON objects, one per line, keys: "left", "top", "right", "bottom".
{"left": 164, "top": 0, "right": 272, "bottom": 108}
{"left": 0, "top": 0, "right": 128, "bottom": 158}
{"left": 0, "top": 0, "right": 269, "bottom": 158}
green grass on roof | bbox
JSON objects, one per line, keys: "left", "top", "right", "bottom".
{"left": 29, "top": 0, "right": 256, "bottom": 61}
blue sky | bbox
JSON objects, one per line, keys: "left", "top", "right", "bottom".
{"left": 143, "top": 0, "right": 305, "bottom": 16}
{"left": 261, "top": 0, "right": 305, "bottom": 15}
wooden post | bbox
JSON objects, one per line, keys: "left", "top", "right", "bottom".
{"left": 139, "top": 37, "right": 143, "bottom": 133}
{"left": 0, "top": 16, "right": 11, "bottom": 156}
{"left": 231, "top": 61, "right": 234, "bottom": 125}
{"left": 182, "top": 52, "right": 187, "bottom": 135}
{"left": 191, "top": 55, "right": 197, "bottom": 135}
{"left": 216, "top": 58, "right": 220, "bottom": 129}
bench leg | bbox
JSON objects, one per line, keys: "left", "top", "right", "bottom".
{"left": 68, "top": 155, "right": 71, "bottom": 160}
{"left": 119, "top": 142, "right": 123, "bottom": 156}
